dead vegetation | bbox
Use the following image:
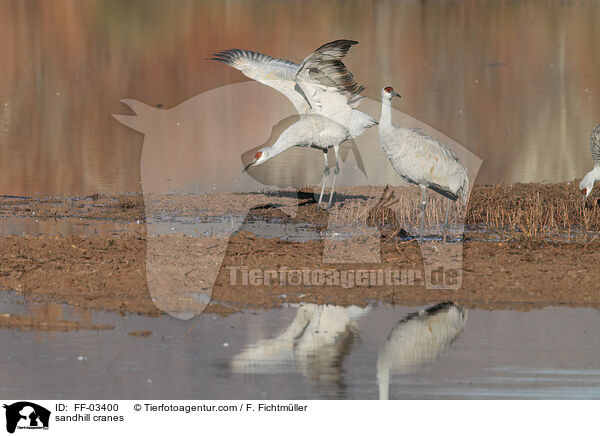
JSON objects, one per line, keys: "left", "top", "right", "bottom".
{"left": 329, "top": 181, "right": 600, "bottom": 242}
{"left": 2, "top": 182, "right": 599, "bottom": 242}
{"left": 466, "top": 182, "right": 600, "bottom": 241}
{"left": 328, "top": 185, "right": 465, "bottom": 239}
{"left": 366, "top": 186, "right": 404, "bottom": 238}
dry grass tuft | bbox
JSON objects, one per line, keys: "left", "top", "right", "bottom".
{"left": 366, "top": 186, "right": 404, "bottom": 238}
{"left": 332, "top": 182, "right": 600, "bottom": 242}
{"left": 331, "top": 185, "right": 464, "bottom": 239}
{"left": 466, "top": 182, "right": 600, "bottom": 241}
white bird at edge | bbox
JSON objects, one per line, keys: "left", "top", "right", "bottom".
{"left": 211, "top": 40, "right": 377, "bottom": 208}
{"left": 579, "top": 124, "right": 600, "bottom": 198}
{"left": 378, "top": 86, "right": 469, "bottom": 241}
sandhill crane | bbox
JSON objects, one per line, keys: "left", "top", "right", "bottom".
{"left": 579, "top": 124, "right": 600, "bottom": 198}
{"left": 377, "top": 302, "right": 467, "bottom": 400}
{"left": 212, "top": 40, "right": 376, "bottom": 208}
{"left": 378, "top": 86, "right": 469, "bottom": 241}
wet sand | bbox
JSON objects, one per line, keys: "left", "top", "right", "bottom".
{"left": 0, "top": 312, "right": 115, "bottom": 332}
{"left": 1, "top": 182, "right": 599, "bottom": 329}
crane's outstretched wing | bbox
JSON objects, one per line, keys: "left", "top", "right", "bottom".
{"left": 210, "top": 49, "right": 311, "bottom": 114}
{"left": 296, "top": 40, "right": 364, "bottom": 99}
{"left": 591, "top": 124, "right": 600, "bottom": 166}
{"left": 295, "top": 40, "right": 366, "bottom": 120}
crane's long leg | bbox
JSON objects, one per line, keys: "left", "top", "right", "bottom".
{"left": 327, "top": 145, "right": 340, "bottom": 209}
{"left": 443, "top": 197, "right": 451, "bottom": 243}
{"left": 419, "top": 185, "right": 427, "bottom": 241}
{"left": 317, "top": 150, "right": 330, "bottom": 208}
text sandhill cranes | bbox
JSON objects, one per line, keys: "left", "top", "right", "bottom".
{"left": 378, "top": 86, "right": 469, "bottom": 241}
{"left": 212, "top": 40, "right": 376, "bottom": 208}
{"left": 579, "top": 124, "right": 600, "bottom": 198}
{"left": 377, "top": 302, "right": 467, "bottom": 400}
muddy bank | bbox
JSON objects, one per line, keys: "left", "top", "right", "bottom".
{"left": 0, "top": 232, "right": 599, "bottom": 318}
{"left": 1, "top": 181, "right": 599, "bottom": 319}
{"left": 2, "top": 181, "right": 599, "bottom": 238}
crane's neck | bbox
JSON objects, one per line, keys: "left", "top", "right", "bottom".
{"left": 380, "top": 98, "right": 393, "bottom": 131}
{"left": 586, "top": 166, "right": 600, "bottom": 180}
{"left": 261, "top": 131, "right": 302, "bottom": 163}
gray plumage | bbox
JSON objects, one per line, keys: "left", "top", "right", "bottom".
{"left": 590, "top": 124, "right": 600, "bottom": 165}
{"left": 378, "top": 86, "right": 469, "bottom": 239}
{"left": 380, "top": 127, "right": 468, "bottom": 202}
{"left": 296, "top": 40, "right": 365, "bottom": 102}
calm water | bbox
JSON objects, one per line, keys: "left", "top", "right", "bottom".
{"left": 0, "top": 292, "right": 598, "bottom": 399}
{"left": 1, "top": 1, "right": 600, "bottom": 196}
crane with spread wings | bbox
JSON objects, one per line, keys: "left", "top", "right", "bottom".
{"left": 212, "top": 40, "right": 376, "bottom": 208}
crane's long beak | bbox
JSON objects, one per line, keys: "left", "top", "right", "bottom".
{"left": 243, "top": 159, "right": 257, "bottom": 172}
{"left": 392, "top": 91, "right": 401, "bottom": 98}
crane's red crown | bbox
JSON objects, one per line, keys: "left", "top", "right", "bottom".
{"left": 384, "top": 86, "right": 393, "bottom": 93}
{"left": 255, "top": 151, "right": 262, "bottom": 160}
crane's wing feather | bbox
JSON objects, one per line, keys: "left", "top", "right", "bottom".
{"left": 295, "top": 40, "right": 366, "bottom": 118}
{"left": 211, "top": 42, "right": 374, "bottom": 137}
{"left": 385, "top": 129, "right": 469, "bottom": 201}
{"left": 296, "top": 40, "right": 364, "bottom": 98}
{"left": 210, "top": 49, "right": 311, "bottom": 114}
{"left": 591, "top": 124, "right": 600, "bottom": 166}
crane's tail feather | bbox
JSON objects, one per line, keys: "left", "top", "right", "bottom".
{"left": 339, "top": 140, "right": 368, "bottom": 179}
{"left": 347, "top": 111, "right": 377, "bottom": 138}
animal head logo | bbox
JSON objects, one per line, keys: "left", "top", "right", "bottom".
{"left": 113, "top": 81, "right": 481, "bottom": 319}
{"left": 3, "top": 402, "right": 50, "bottom": 434}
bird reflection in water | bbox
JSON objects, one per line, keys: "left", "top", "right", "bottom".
{"left": 377, "top": 302, "right": 467, "bottom": 400}
{"left": 230, "top": 304, "right": 370, "bottom": 395}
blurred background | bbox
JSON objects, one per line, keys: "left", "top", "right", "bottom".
{"left": 1, "top": 0, "right": 599, "bottom": 196}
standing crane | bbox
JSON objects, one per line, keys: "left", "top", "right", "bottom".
{"left": 211, "top": 40, "right": 376, "bottom": 208}
{"left": 579, "top": 124, "right": 600, "bottom": 198}
{"left": 378, "top": 86, "right": 469, "bottom": 241}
